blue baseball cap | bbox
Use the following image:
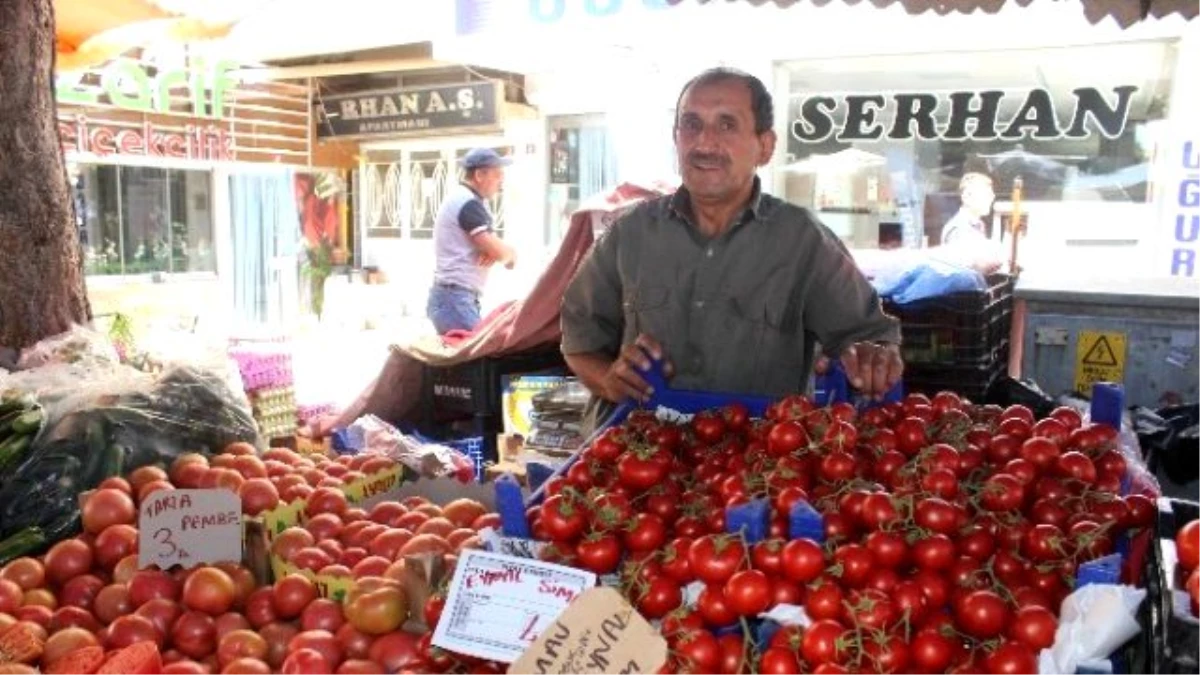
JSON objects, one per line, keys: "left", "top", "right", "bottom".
{"left": 461, "top": 148, "right": 513, "bottom": 170}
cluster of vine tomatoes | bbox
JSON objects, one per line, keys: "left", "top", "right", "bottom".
{"left": 527, "top": 391, "right": 1155, "bottom": 674}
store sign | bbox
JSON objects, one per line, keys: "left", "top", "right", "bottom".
{"left": 56, "top": 59, "right": 238, "bottom": 120}
{"left": 316, "top": 82, "right": 500, "bottom": 138}
{"left": 58, "top": 115, "right": 234, "bottom": 161}
{"left": 791, "top": 86, "right": 1138, "bottom": 142}
{"left": 1168, "top": 140, "right": 1199, "bottom": 278}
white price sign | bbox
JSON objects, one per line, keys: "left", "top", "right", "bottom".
{"left": 138, "top": 489, "right": 242, "bottom": 569}
{"left": 431, "top": 549, "right": 597, "bottom": 663}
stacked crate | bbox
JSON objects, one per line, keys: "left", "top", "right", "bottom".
{"left": 229, "top": 343, "right": 298, "bottom": 441}
{"left": 884, "top": 273, "right": 1015, "bottom": 401}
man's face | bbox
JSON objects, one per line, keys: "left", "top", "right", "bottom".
{"left": 962, "top": 179, "right": 995, "bottom": 217}
{"left": 474, "top": 166, "right": 505, "bottom": 199}
{"left": 674, "top": 79, "right": 776, "bottom": 203}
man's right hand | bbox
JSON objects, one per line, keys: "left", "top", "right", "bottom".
{"left": 598, "top": 334, "right": 674, "bottom": 403}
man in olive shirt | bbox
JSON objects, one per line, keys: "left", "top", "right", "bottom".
{"left": 560, "top": 68, "right": 903, "bottom": 423}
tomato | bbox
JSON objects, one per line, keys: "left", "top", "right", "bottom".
{"left": 107, "top": 613, "right": 163, "bottom": 649}
{"left": 272, "top": 574, "right": 317, "bottom": 619}
{"left": 135, "top": 597, "right": 183, "bottom": 636}
{"left": 768, "top": 420, "right": 806, "bottom": 456}
{"left": 42, "top": 626, "right": 100, "bottom": 665}
{"left": 660, "top": 538, "right": 696, "bottom": 584}
{"left": 1007, "top": 605, "right": 1057, "bottom": 650}
{"left": 893, "top": 417, "right": 928, "bottom": 456}
{"left": 781, "top": 538, "right": 824, "bottom": 583}
{"left": 590, "top": 428, "right": 627, "bottom": 462}
{"left": 696, "top": 585, "right": 738, "bottom": 628}
{"left": 616, "top": 450, "right": 669, "bottom": 491}
{"left": 127, "top": 569, "right": 179, "bottom": 609}
{"left": 1019, "top": 437, "right": 1060, "bottom": 470}
{"left": 981, "top": 473, "right": 1025, "bottom": 512}
{"left": 43, "top": 538, "right": 93, "bottom": 585}
{"left": 280, "top": 648, "right": 329, "bottom": 675}
{"left": 288, "top": 630, "right": 343, "bottom": 671}
{"left": 758, "top": 647, "right": 800, "bottom": 675}
{"left": 692, "top": 412, "right": 728, "bottom": 444}
{"left": 803, "top": 579, "right": 844, "bottom": 621}
{"left": 1177, "top": 520, "right": 1199, "bottom": 571}
{"left": 801, "top": 619, "right": 847, "bottom": 666}
{"left": 689, "top": 535, "right": 747, "bottom": 585}
{"left": 97, "top": 641, "right": 164, "bottom": 675}
{"left": 335, "top": 624, "right": 374, "bottom": 661}
{"left": 94, "top": 584, "right": 134, "bottom": 624}
{"left": 955, "top": 589, "right": 1010, "bottom": 639}
{"left": 82, "top": 488, "right": 136, "bottom": 535}
{"left": 94, "top": 524, "right": 139, "bottom": 571}
{"left": 344, "top": 581, "right": 405, "bottom": 635}
{"left": 300, "top": 598, "right": 345, "bottom": 633}
{"left": 575, "top": 533, "right": 622, "bottom": 575}
{"left": 909, "top": 631, "right": 954, "bottom": 673}
{"left": 257, "top": 622, "right": 299, "bottom": 669}
{"left": 860, "top": 493, "right": 899, "bottom": 530}
{"left": 862, "top": 633, "right": 909, "bottom": 674}
{"left": 1022, "top": 524, "right": 1066, "bottom": 562}
{"left": 722, "top": 570, "right": 771, "bottom": 617}
{"left": 183, "top": 568, "right": 236, "bottom": 615}
{"left": 624, "top": 513, "right": 667, "bottom": 553}
{"left": 984, "top": 641, "right": 1038, "bottom": 675}
{"left": 539, "top": 495, "right": 587, "bottom": 542}
{"left": 674, "top": 629, "right": 721, "bottom": 672}
{"left": 49, "top": 606, "right": 102, "bottom": 633}
{"left": 1187, "top": 569, "right": 1199, "bottom": 615}
{"left": 171, "top": 610, "right": 217, "bottom": 659}
{"left": 0, "top": 558, "right": 45, "bottom": 591}
{"left": 635, "top": 577, "right": 682, "bottom": 620}
{"left": 238, "top": 479, "right": 280, "bottom": 517}
{"left": 818, "top": 451, "right": 857, "bottom": 482}
{"left": 1056, "top": 451, "right": 1097, "bottom": 484}
{"left": 914, "top": 498, "right": 962, "bottom": 535}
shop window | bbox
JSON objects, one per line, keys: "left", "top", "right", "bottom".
{"left": 363, "top": 145, "right": 512, "bottom": 240}
{"left": 548, "top": 116, "right": 618, "bottom": 242}
{"left": 777, "top": 41, "right": 1177, "bottom": 257}
{"left": 74, "top": 164, "right": 215, "bottom": 276}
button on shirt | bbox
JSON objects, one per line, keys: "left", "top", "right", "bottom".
{"left": 561, "top": 179, "right": 901, "bottom": 405}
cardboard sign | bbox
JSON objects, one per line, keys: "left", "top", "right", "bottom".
{"left": 138, "top": 489, "right": 242, "bottom": 569}
{"left": 508, "top": 587, "right": 668, "bottom": 675}
{"left": 431, "top": 549, "right": 597, "bottom": 663}
{"left": 1075, "top": 331, "right": 1127, "bottom": 395}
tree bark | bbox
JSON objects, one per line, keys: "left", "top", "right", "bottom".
{"left": 0, "top": 0, "right": 91, "bottom": 353}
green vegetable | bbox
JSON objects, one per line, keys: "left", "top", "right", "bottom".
{"left": 0, "top": 527, "right": 46, "bottom": 567}
{"left": 10, "top": 409, "right": 43, "bottom": 435}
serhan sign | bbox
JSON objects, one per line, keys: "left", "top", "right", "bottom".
{"left": 791, "top": 86, "right": 1138, "bottom": 142}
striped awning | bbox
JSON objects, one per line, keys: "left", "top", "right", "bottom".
{"left": 663, "top": 0, "right": 1196, "bottom": 28}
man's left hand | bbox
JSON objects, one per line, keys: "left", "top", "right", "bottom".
{"left": 840, "top": 342, "right": 904, "bottom": 400}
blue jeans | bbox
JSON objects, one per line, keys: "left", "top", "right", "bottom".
{"left": 427, "top": 284, "right": 481, "bottom": 334}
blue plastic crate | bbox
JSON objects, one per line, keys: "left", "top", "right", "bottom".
{"left": 411, "top": 430, "right": 485, "bottom": 482}
{"left": 813, "top": 359, "right": 904, "bottom": 408}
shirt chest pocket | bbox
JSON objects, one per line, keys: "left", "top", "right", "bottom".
{"left": 621, "top": 285, "right": 672, "bottom": 344}
{"left": 719, "top": 290, "right": 804, "bottom": 386}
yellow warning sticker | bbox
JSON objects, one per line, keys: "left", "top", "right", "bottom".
{"left": 1074, "top": 331, "right": 1127, "bottom": 395}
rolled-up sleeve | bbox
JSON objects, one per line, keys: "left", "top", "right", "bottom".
{"left": 803, "top": 221, "right": 902, "bottom": 355}
{"left": 561, "top": 221, "right": 625, "bottom": 356}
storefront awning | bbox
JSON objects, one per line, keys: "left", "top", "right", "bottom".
{"left": 54, "top": 0, "right": 255, "bottom": 72}
{"left": 664, "top": 0, "right": 1196, "bottom": 28}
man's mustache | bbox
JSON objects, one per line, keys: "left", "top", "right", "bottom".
{"left": 688, "top": 152, "right": 728, "bottom": 166}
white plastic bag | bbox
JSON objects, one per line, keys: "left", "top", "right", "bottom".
{"left": 1038, "top": 584, "right": 1146, "bottom": 674}
{"left": 15, "top": 325, "right": 119, "bottom": 370}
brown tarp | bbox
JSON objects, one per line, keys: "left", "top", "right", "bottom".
{"left": 313, "top": 181, "right": 675, "bottom": 435}
{"left": 665, "top": 0, "right": 1196, "bottom": 28}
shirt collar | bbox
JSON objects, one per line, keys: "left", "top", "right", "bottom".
{"left": 669, "top": 176, "right": 765, "bottom": 226}
{"left": 461, "top": 182, "right": 483, "bottom": 199}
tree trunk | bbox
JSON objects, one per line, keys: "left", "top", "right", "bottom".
{"left": 0, "top": 0, "right": 91, "bottom": 353}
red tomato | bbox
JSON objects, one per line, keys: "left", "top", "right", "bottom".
{"left": 722, "top": 570, "right": 771, "bottom": 617}
{"left": 1008, "top": 605, "right": 1057, "bottom": 650}
{"left": 1177, "top": 520, "right": 1199, "bottom": 571}
{"left": 575, "top": 533, "right": 622, "bottom": 575}
{"left": 984, "top": 641, "right": 1038, "bottom": 675}
{"left": 539, "top": 495, "right": 587, "bottom": 543}
{"left": 635, "top": 577, "right": 682, "bottom": 620}
{"left": 955, "top": 590, "right": 1010, "bottom": 639}
{"left": 801, "top": 619, "right": 847, "bottom": 667}
{"left": 688, "top": 535, "right": 747, "bottom": 585}
{"left": 623, "top": 513, "right": 667, "bottom": 553}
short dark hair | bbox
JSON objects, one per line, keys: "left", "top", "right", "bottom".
{"left": 675, "top": 67, "right": 774, "bottom": 135}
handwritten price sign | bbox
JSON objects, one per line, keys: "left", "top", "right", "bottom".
{"left": 431, "top": 549, "right": 597, "bottom": 663}
{"left": 509, "top": 587, "right": 668, "bottom": 674}
{"left": 138, "top": 489, "right": 243, "bottom": 570}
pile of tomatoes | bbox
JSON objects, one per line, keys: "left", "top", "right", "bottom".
{"left": 0, "top": 444, "right": 506, "bottom": 674}
{"left": 527, "top": 392, "right": 1156, "bottom": 674}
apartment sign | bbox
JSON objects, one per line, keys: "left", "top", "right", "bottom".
{"left": 316, "top": 82, "right": 500, "bottom": 138}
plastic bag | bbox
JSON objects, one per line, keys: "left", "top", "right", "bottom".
{"left": 348, "top": 415, "right": 475, "bottom": 482}
{"left": 1038, "top": 584, "right": 1146, "bottom": 674}
{"left": 15, "top": 324, "right": 120, "bottom": 370}
{"left": 0, "top": 361, "right": 259, "bottom": 561}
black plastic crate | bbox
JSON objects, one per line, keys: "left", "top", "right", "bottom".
{"left": 903, "top": 354, "right": 1008, "bottom": 402}
{"left": 884, "top": 273, "right": 1014, "bottom": 366}
{"left": 1146, "top": 498, "right": 1200, "bottom": 674}
{"left": 420, "top": 344, "right": 568, "bottom": 464}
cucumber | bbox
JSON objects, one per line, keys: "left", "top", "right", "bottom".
{"left": 10, "top": 409, "right": 43, "bottom": 435}
{"left": 0, "top": 527, "right": 46, "bottom": 566}
{"left": 0, "top": 394, "right": 35, "bottom": 416}
{"left": 0, "top": 434, "right": 31, "bottom": 471}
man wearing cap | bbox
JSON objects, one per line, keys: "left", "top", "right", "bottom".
{"left": 427, "top": 148, "right": 517, "bottom": 334}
